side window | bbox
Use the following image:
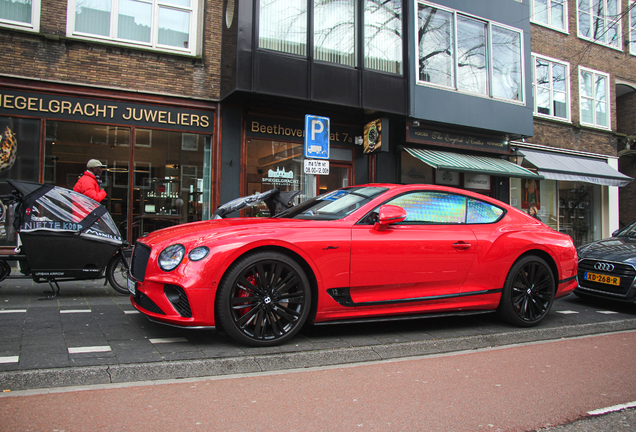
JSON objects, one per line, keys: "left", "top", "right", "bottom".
{"left": 467, "top": 198, "right": 504, "bottom": 223}
{"left": 386, "top": 192, "right": 466, "bottom": 224}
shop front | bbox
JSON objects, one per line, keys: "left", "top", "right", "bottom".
{"left": 400, "top": 124, "right": 542, "bottom": 200}
{"left": 242, "top": 116, "right": 361, "bottom": 216}
{"left": 510, "top": 144, "right": 632, "bottom": 246}
{"left": 0, "top": 81, "right": 215, "bottom": 247}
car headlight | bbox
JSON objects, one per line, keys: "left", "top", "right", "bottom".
{"left": 158, "top": 244, "right": 185, "bottom": 272}
{"left": 188, "top": 246, "right": 210, "bottom": 261}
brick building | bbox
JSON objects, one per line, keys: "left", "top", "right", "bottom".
{"left": 0, "top": 0, "right": 223, "bottom": 246}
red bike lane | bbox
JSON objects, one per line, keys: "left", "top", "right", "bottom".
{"left": 2, "top": 330, "right": 636, "bottom": 432}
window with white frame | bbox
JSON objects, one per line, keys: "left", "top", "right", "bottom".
{"left": 67, "top": 0, "right": 199, "bottom": 55}
{"left": 364, "top": 0, "right": 403, "bottom": 74}
{"left": 630, "top": 1, "right": 636, "bottom": 55}
{"left": 532, "top": 54, "right": 570, "bottom": 121}
{"left": 417, "top": 2, "right": 524, "bottom": 103}
{"left": 577, "top": 0, "right": 621, "bottom": 48}
{"left": 531, "top": 0, "right": 567, "bottom": 31}
{"left": 579, "top": 67, "right": 610, "bottom": 129}
{"left": 0, "top": 0, "right": 40, "bottom": 31}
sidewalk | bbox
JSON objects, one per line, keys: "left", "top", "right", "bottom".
{"left": 2, "top": 274, "right": 636, "bottom": 392}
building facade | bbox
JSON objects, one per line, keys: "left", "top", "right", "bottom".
{"left": 0, "top": 0, "right": 223, "bottom": 246}
{"left": 0, "top": 0, "right": 633, "bottom": 250}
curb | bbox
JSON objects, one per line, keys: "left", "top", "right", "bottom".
{"left": 3, "top": 318, "right": 636, "bottom": 392}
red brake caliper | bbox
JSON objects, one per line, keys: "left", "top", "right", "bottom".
{"left": 237, "top": 274, "right": 257, "bottom": 317}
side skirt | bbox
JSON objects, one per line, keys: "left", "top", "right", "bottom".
{"left": 313, "top": 310, "right": 495, "bottom": 326}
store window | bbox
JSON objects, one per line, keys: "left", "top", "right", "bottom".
{"left": 44, "top": 121, "right": 212, "bottom": 242}
{"left": 417, "top": 2, "right": 524, "bottom": 103}
{"left": 245, "top": 138, "right": 353, "bottom": 216}
{"left": 0, "top": 117, "right": 41, "bottom": 247}
{"left": 531, "top": 0, "right": 567, "bottom": 31}
{"left": 509, "top": 177, "right": 601, "bottom": 247}
{"left": 532, "top": 54, "right": 570, "bottom": 121}
{"left": 577, "top": 0, "right": 620, "bottom": 48}
{"left": 579, "top": 66, "right": 610, "bottom": 129}
{"left": 67, "top": 0, "right": 200, "bottom": 55}
{"left": 0, "top": 0, "right": 39, "bottom": 31}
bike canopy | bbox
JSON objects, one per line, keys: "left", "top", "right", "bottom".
{"left": 7, "top": 180, "right": 123, "bottom": 245}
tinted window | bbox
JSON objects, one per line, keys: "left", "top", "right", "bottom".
{"left": 279, "top": 186, "right": 388, "bottom": 220}
{"left": 386, "top": 192, "right": 466, "bottom": 223}
{"left": 467, "top": 199, "right": 504, "bottom": 223}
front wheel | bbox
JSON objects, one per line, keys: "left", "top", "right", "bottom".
{"left": 106, "top": 248, "right": 133, "bottom": 295}
{"left": 216, "top": 251, "right": 311, "bottom": 347}
{"left": 498, "top": 255, "right": 555, "bottom": 327}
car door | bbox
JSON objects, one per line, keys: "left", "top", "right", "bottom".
{"left": 350, "top": 191, "right": 477, "bottom": 306}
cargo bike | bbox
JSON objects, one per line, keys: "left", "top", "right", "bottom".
{"left": 0, "top": 180, "right": 132, "bottom": 299}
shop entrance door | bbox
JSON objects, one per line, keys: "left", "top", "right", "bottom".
{"left": 317, "top": 163, "right": 352, "bottom": 195}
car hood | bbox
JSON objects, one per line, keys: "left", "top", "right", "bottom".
{"left": 578, "top": 236, "right": 636, "bottom": 265}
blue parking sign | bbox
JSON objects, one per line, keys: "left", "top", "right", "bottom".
{"left": 304, "top": 115, "right": 330, "bottom": 159}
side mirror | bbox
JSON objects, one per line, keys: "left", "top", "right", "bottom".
{"left": 374, "top": 205, "right": 407, "bottom": 231}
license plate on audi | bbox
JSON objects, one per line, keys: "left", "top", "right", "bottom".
{"left": 584, "top": 272, "right": 620, "bottom": 286}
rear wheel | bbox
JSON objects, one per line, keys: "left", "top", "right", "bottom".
{"left": 498, "top": 256, "right": 555, "bottom": 326}
{"left": 216, "top": 251, "right": 311, "bottom": 347}
{"left": 106, "top": 249, "right": 133, "bottom": 295}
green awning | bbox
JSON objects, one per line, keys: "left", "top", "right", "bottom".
{"left": 405, "top": 148, "right": 543, "bottom": 180}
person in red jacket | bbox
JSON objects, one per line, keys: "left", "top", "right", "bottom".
{"left": 73, "top": 159, "right": 107, "bottom": 202}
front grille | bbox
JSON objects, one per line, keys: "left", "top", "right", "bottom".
{"left": 164, "top": 284, "right": 192, "bottom": 318}
{"left": 136, "top": 291, "right": 165, "bottom": 315}
{"left": 131, "top": 243, "right": 151, "bottom": 282}
{"left": 578, "top": 259, "right": 636, "bottom": 296}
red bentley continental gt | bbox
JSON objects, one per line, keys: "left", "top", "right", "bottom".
{"left": 128, "top": 184, "right": 578, "bottom": 346}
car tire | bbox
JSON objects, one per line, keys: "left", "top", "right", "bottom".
{"left": 216, "top": 251, "right": 311, "bottom": 347}
{"left": 498, "top": 255, "right": 555, "bottom": 327}
{"left": 106, "top": 249, "right": 133, "bottom": 295}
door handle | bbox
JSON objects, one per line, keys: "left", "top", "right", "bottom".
{"left": 452, "top": 241, "right": 472, "bottom": 250}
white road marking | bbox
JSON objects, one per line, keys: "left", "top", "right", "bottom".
{"left": 596, "top": 310, "right": 618, "bottom": 314}
{"left": 124, "top": 310, "right": 139, "bottom": 314}
{"left": 0, "top": 310, "right": 26, "bottom": 313}
{"left": 60, "top": 310, "right": 91, "bottom": 314}
{"left": 149, "top": 337, "right": 188, "bottom": 344}
{"left": 0, "top": 356, "right": 19, "bottom": 364}
{"left": 588, "top": 400, "right": 636, "bottom": 415}
{"left": 555, "top": 310, "right": 579, "bottom": 314}
{"left": 68, "top": 346, "right": 112, "bottom": 354}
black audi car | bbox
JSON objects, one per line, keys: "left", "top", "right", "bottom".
{"left": 575, "top": 220, "right": 636, "bottom": 303}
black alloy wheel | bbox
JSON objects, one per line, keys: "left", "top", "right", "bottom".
{"left": 498, "top": 255, "right": 555, "bottom": 327}
{"left": 216, "top": 251, "right": 311, "bottom": 347}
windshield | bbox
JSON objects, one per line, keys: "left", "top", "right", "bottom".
{"left": 616, "top": 221, "right": 636, "bottom": 237}
{"left": 277, "top": 187, "right": 388, "bottom": 220}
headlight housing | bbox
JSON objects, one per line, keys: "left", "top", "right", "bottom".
{"left": 158, "top": 244, "right": 185, "bottom": 272}
{"left": 188, "top": 246, "right": 210, "bottom": 261}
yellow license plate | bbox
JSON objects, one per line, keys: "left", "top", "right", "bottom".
{"left": 584, "top": 272, "right": 620, "bottom": 286}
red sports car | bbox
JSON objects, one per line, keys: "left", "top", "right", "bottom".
{"left": 128, "top": 184, "right": 578, "bottom": 346}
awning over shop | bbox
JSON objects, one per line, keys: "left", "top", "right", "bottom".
{"left": 520, "top": 148, "right": 633, "bottom": 187}
{"left": 404, "top": 147, "right": 543, "bottom": 179}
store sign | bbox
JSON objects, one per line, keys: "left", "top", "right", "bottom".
{"left": 435, "top": 170, "right": 460, "bottom": 186}
{"left": 247, "top": 116, "right": 359, "bottom": 145}
{"left": 0, "top": 89, "right": 212, "bottom": 133}
{"left": 304, "top": 159, "right": 329, "bottom": 175}
{"left": 262, "top": 167, "right": 299, "bottom": 186}
{"left": 464, "top": 173, "right": 491, "bottom": 190}
{"left": 407, "top": 125, "right": 507, "bottom": 154}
